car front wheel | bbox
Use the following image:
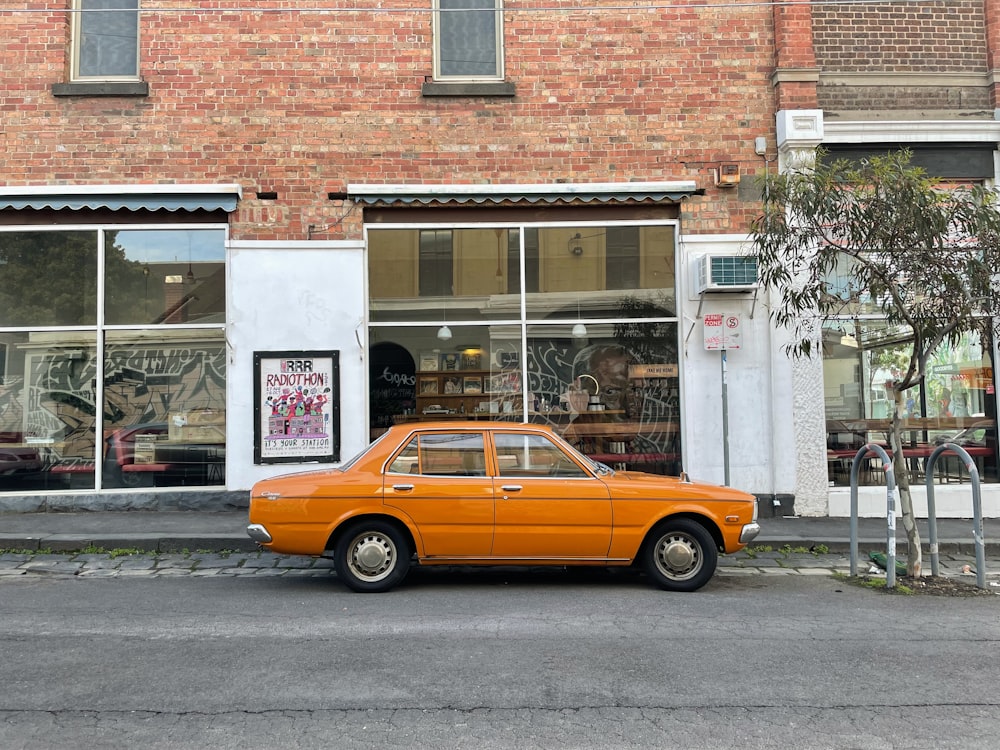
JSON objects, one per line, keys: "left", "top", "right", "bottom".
{"left": 334, "top": 521, "right": 411, "bottom": 593}
{"left": 641, "top": 518, "right": 717, "bottom": 592}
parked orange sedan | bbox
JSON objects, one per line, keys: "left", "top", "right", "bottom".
{"left": 248, "top": 422, "right": 760, "bottom": 592}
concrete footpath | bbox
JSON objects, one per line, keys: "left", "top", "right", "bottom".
{"left": 0, "top": 511, "right": 998, "bottom": 583}
{"left": 0, "top": 510, "right": 997, "bottom": 554}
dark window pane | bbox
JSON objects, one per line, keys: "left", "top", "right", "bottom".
{"left": 419, "top": 230, "right": 454, "bottom": 297}
{"left": 0, "top": 231, "right": 97, "bottom": 326}
{"left": 79, "top": 0, "right": 138, "bottom": 78}
{"left": 439, "top": 0, "right": 497, "bottom": 77}
{"left": 606, "top": 227, "right": 640, "bottom": 290}
{"left": 0, "top": 332, "right": 98, "bottom": 491}
{"left": 507, "top": 228, "right": 539, "bottom": 294}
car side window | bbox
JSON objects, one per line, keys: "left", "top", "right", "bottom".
{"left": 494, "top": 433, "right": 588, "bottom": 478}
{"left": 387, "top": 437, "right": 421, "bottom": 474}
{"left": 388, "top": 433, "right": 487, "bottom": 477}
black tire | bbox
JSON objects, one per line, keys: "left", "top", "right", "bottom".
{"left": 334, "top": 520, "right": 411, "bottom": 593}
{"left": 641, "top": 518, "right": 717, "bottom": 592}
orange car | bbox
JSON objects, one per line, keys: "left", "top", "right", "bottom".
{"left": 247, "top": 422, "right": 760, "bottom": 592}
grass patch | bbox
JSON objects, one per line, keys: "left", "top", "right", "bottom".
{"left": 833, "top": 571, "right": 914, "bottom": 595}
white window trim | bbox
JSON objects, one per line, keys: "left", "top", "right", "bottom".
{"left": 432, "top": 0, "right": 504, "bottom": 83}
{"left": 70, "top": 0, "right": 141, "bottom": 83}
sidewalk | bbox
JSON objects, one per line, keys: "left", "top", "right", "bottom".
{"left": 1, "top": 510, "right": 997, "bottom": 556}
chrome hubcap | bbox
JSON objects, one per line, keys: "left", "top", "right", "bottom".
{"left": 655, "top": 533, "right": 701, "bottom": 580}
{"left": 664, "top": 539, "right": 695, "bottom": 569}
{"left": 349, "top": 533, "right": 395, "bottom": 581}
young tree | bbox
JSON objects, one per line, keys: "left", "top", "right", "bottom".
{"left": 749, "top": 149, "right": 1000, "bottom": 576}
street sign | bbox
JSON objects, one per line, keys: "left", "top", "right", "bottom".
{"left": 703, "top": 313, "right": 742, "bottom": 351}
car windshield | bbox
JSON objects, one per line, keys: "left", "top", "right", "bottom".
{"left": 547, "top": 431, "right": 614, "bottom": 476}
{"left": 340, "top": 431, "right": 391, "bottom": 471}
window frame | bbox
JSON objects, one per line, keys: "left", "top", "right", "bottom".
{"left": 432, "top": 0, "right": 505, "bottom": 83}
{"left": 71, "top": 0, "right": 141, "bottom": 83}
{"left": 0, "top": 222, "right": 228, "bottom": 491}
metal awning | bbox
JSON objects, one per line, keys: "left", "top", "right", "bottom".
{"left": 0, "top": 184, "right": 242, "bottom": 212}
{"left": 347, "top": 181, "right": 701, "bottom": 206}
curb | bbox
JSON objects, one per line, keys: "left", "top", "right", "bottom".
{"left": 0, "top": 533, "right": 260, "bottom": 554}
{"left": 2, "top": 533, "right": 998, "bottom": 557}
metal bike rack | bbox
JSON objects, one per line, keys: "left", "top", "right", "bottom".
{"left": 924, "top": 442, "right": 987, "bottom": 590}
{"left": 849, "top": 443, "right": 899, "bottom": 588}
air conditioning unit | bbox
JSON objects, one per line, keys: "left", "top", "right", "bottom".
{"left": 696, "top": 254, "right": 759, "bottom": 293}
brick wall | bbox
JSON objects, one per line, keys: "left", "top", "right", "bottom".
{"left": 1, "top": 1, "right": 776, "bottom": 238}
{"left": 813, "top": 0, "right": 990, "bottom": 112}
{"left": 813, "top": 0, "right": 987, "bottom": 72}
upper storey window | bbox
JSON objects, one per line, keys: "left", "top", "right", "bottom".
{"left": 434, "top": 0, "right": 503, "bottom": 81}
{"left": 72, "top": 0, "right": 140, "bottom": 80}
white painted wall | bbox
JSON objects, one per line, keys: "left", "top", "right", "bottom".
{"left": 678, "top": 235, "right": 796, "bottom": 500}
{"left": 226, "top": 240, "right": 367, "bottom": 490}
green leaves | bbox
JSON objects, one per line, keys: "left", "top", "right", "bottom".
{"left": 749, "top": 149, "right": 1000, "bottom": 375}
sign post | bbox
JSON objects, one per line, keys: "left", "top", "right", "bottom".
{"left": 703, "top": 314, "right": 742, "bottom": 485}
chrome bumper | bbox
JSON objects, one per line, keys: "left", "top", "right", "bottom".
{"left": 246, "top": 523, "right": 273, "bottom": 544}
{"left": 739, "top": 522, "right": 761, "bottom": 545}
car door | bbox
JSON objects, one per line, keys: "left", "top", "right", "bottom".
{"left": 489, "top": 431, "right": 612, "bottom": 559}
{"left": 383, "top": 430, "right": 494, "bottom": 557}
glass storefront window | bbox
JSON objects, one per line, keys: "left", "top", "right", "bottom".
{"left": 823, "top": 321, "right": 997, "bottom": 486}
{"left": 105, "top": 229, "right": 226, "bottom": 325}
{"left": 0, "top": 332, "right": 97, "bottom": 490}
{"left": 102, "top": 330, "right": 225, "bottom": 488}
{"left": 367, "top": 221, "right": 681, "bottom": 475}
{"left": 0, "top": 231, "right": 98, "bottom": 327}
{"left": 0, "top": 225, "right": 227, "bottom": 493}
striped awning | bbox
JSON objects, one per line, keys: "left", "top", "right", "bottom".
{"left": 0, "top": 184, "right": 242, "bottom": 213}
{"left": 347, "top": 181, "right": 701, "bottom": 206}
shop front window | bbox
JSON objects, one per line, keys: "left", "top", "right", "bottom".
{"left": 823, "top": 321, "right": 997, "bottom": 486}
{"left": 367, "top": 221, "right": 681, "bottom": 475}
{"left": 0, "top": 226, "right": 226, "bottom": 492}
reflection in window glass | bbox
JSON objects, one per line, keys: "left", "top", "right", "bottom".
{"left": 0, "top": 232, "right": 97, "bottom": 327}
{"left": 105, "top": 229, "right": 226, "bottom": 325}
{"left": 77, "top": 0, "right": 139, "bottom": 79}
{"left": 103, "top": 330, "right": 226, "bottom": 488}
{"left": 0, "top": 332, "right": 97, "bottom": 491}
{"left": 437, "top": 0, "right": 500, "bottom": 79}
{"left": 605, "top": 227, "right": 640, "bottom": 290}
{"left": 823, "top": 322, "right": 998, "bottom": 485}
{"left": 389, "top": 437, "right": 421, "bottom": 474}
{"left": 418, "top": 432, "right": 486, "bottom": 475}
{"left": 494, "top": 433, "right": 586, "bottom": 477}
{"left": 418, "top": 230, "right": 453, "bottom": 297}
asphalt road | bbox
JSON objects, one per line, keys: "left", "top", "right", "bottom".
{"left": 1, "top": 569, "right": 998, "bottom": 749}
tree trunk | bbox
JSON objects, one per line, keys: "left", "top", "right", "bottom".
{"left": 890, "top": 388, "right": 922, "bottom": 577}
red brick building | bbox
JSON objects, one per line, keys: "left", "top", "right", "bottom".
{"left": 2, "top": 1, "right": 999, "bottom": 517}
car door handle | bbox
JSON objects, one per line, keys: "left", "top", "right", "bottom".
{"left": 500, "top": 485, "right": 522, "bottom": 492}
{"left": 392, "top": 484, "right": 414, "bottom": 491}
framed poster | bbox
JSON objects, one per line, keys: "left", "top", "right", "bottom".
{"left": 254, "top": 350, "right": 339, "bottom": 464}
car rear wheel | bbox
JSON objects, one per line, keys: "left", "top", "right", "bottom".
{"left": 334, "top": 521, "right": 411, "bottom": 593}
{"left": 641, "top": 518, "right": 717, "bottom": 592}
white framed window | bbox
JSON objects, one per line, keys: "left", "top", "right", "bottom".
{"left": 433, "top": 0, "right": 503, "bottom": 81}
{"left": 71, "top": 0, "right": 140, "bottom": 81}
